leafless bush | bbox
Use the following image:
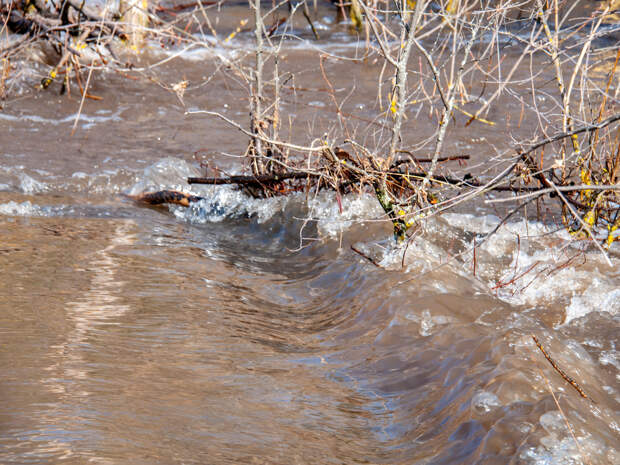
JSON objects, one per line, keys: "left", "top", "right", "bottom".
{"left": 187, "top": 1, "right": 620, "bottom": 253}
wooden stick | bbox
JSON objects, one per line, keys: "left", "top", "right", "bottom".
{"left": 188, "top": 172, "right": 310, "bottom": 185}
{"left": 350, "top": 245, "right": 382, "bottom": 268}
{"left": 391, "top": 154, "right": 470, "bottom": 165}
{"left": 532, "top": 335, "right": 590, "bottom": 400}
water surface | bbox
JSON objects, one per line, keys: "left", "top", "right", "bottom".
{"left": 1, "top": 3, "right": 619, "bottom": 463}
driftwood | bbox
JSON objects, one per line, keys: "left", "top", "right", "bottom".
{"left": 128, "top": 190, "right": 203, "bottom": 207}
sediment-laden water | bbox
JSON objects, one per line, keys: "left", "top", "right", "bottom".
{"left": 1, "top": 3, "right": 619, "bottom": 464}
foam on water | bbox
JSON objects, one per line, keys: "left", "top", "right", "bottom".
{"left": 441, "top": 213, "right": 619, "bottom": 325}
{"left": 307, "top": 193, "right": 382, "bottom": 237}
{"left": 127, "top": 157, "right": 202, "bottom": 195}
{"left": 178, "top": 187, "right": 289, "bottom": 224}
{"left": 565, "top": 284, "right": 620, "bottom": 324}
{"left": 127, "top": 157, "right": 288, "bottom": 223}
{"left": 471, "top": 391, "right": 502, "bottom": 414}
{"left": 0, "top": 107, "right": 125, "bottom": 129}
{"left": 0, "top": 166, "right": 48, "bottom": 194}
{"left": 0, "top": 163, "right": 139, "bottom": 196}
{"left": 129, "top": 158, "right": 384, "bottom": 229}
{"left": 144, "top": 36, "right": 243, "bottom": 69}
{"left": 18, "top": 173, "right": 47, "bottom": 194}
{"left": 519, "top": 411, "right": 617, "bottom": 465}
{"left": 0, "top": 201, "right": 48, "bottom": 217}
{"left": 176, "top": 183, "right": 382, "bottom": 229}
{"left": 148, "top": 17, "right": 594, "bottom": 68}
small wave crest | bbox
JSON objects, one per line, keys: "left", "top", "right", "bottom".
{"left": 0, "top": 200, "right": 48, "bottom": 217}
{"left": 129, "top": 157, "right": 382, "bottom": 229}
{"left": 0, "top": 165, "right": 49, "bottom": 194}
{"left": 442, "top": 213, "right": 619, "bottom": 325}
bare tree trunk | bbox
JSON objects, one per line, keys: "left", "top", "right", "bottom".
{"left": 250, "top": 0, "right": 265, "bottom": 176}
{"left": 120, "top": 0, "right": 149, "bottom": 50}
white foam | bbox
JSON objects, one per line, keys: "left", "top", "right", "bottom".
{"left": 0, "top": 107, "right": 125, "bottom": 128}
{"left": 142, "top": 37, "right": 242, "bottom": 68}
{"left": 442, "top": 212, "right": 502, "bottom": 234}
{"left": 129, "top": 158, "right": 388, "bottom": 229}
{"left": 440, "top": 213, "right": 619, "bottom": 324}
{"left": 471, "top": 391, "right": 502, "bottom": 414}
{"left": 149, "top": 32, "right": 385, "bottom": 67}
{"left": 306, "top": 193, "right": 382, "bottom": 237}
{"left": 519, "top": 410, "right": 614, "bottom": 465}
{"left": 418, "top": 309, "right": 453, "bottom": 336}
{"left": 599, "top": 350, "right": 620, "bottom": 371}
{"left": 127, "top": 157, "right": 202, "bottom": 195}
{"left": 492, "top": 246, "right": 619, "bottom": 325}
{"left": 19, "top": 173, "right": 47, "bottom": 194}
{"left": 176, "top": 187, "right": 288, "bottom": 224}
{"left": 0, "top": 201, "right": 46, "bottom": 217}
{"left": 565, "top": 285, "right": 620, "bottom": 324}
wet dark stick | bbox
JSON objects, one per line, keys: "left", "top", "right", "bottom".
{"left": 129, "top": 190, "right": 203, "bottom": 207}
{"left": 532, "top": 335, "right": 590, "bottom": 400}
{"left": 350, "top": 245, "right": 382, "bottom": 268}
{"left": 391, "top": 154, "right": 471, "bottom": 165}
{"left": 188, "top": 170, "right": 542, "bottom": 192}
{"left": 188, "top": 172, "right": 312, "bottom": 185}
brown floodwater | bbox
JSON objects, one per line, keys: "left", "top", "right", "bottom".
{"left": 1, "top": 2, "right": 619, "bottom": 464}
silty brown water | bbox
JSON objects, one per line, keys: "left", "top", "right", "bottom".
{"left": 1, "top": 2, "right": 619, "bottom": 464}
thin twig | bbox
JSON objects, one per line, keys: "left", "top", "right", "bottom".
{"left": 351, "top": 244, "right": 382, "bottom": 268}
{"left": 532, "top": 335, "right": 590, "bottom": 400}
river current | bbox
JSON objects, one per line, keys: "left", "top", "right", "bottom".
{"left": 1, "top": 3, "right": 619, "bottom": 464}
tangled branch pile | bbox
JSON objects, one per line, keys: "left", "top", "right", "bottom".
{"left": 3, "top": 0, "right": 620, "bottom": 254}
{"left": 186, "top": 0, "right": 620, "bottom": 253}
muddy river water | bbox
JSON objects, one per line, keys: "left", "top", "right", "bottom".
{"left": 1, "top": 2, "right": 620, "bottom": 464}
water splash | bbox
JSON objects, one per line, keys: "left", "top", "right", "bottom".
{"left": 0, "top": 200, "right": 48, "bottom": 217}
